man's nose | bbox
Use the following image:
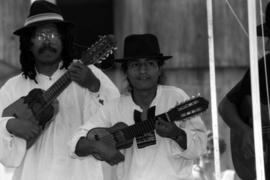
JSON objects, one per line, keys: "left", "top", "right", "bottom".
{"left": 43, "top": 38, "right": 52, "bottom": 44}
{"left": 138, "top": 63, "right": 147, "bottom": 73}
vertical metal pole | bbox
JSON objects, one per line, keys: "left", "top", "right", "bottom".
{"left": 247, "top": 0, "right": 265, "bottom": 179}
{"left": 206, "top": 0, "right": 221, "bottom": 179}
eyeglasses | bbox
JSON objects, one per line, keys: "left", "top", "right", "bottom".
{"left": 127, "top": 60, "right": 159, "bottom": 70}
{"left": 34, "top": 32, "right": 61, "bottom": 41}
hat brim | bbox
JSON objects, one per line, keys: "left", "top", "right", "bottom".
{"left": 114, "top": 55, "right": 172, "bottom": 63}
{"left": 257, "top": 23, "right": 270, "bottom": 37}
{"left": 13, "top": 20, "right": 74, "bottom": 36}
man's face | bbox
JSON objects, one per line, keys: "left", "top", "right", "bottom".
{"left": 31, "top": 23, "right": 62, "bottom": 66}
{"left": 127, "top": 59, "right": 161, "bottom": 91}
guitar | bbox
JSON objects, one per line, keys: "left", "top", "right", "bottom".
{"left": 231, "top": 95, "right": 270, "bottom": 179}
{"left": 87, "top": 96, "right": 209, "bottom": 159}
{"left": 2, "top": 35, "right": 116, "bottom": 147}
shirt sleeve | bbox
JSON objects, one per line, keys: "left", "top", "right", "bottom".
{"left": 68, "top": 104, "right": 112, "bottom": 159}
{"left": 257, "top": 56, "right": 270, "bottom": 105}
{"left": 170, "top": 116, "right": 207, "bottom": 160}
{"left": 226, "top": 69, "right": 251, "bottom": 106}
{"left": 0, "top": 82, "right": 27, "bottom": 167}
{"left": 0, "top": 117, "right": 27, "bottom": 167}
{"left": 69, "top": 65, "right": 119, "bottom": 158}
{"left": 168, "top": 88, "right": 207, "bottom": 160}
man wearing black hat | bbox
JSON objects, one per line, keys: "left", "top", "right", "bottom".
{"left": 218, "top": 2, "right": 270, "bottom": 180}
{"left": 0, "top": 1, "right": 119, "bottom": 180}
{"left": 70, "top": 34, "right": 207, "bottom": 180}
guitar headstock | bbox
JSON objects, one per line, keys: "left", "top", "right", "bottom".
{"left": 167, "top": 96, "right": 209, "bottom": 122}
{"left": 81, "top": 35, "right": 117, "bottom": 65}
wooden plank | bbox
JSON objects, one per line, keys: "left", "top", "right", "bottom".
{"left": 114, "top": 0, "right": 269, "bottom": 68}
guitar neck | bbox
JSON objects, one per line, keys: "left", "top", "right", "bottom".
{"left": 111, "top": 97, "right": 208, "bottom": 145}
{"left": 118, "top": 113, "right": 172, "bottom": 140}
{"left": 40, "top": 35, "right": 116, "bottom": 106}
{"left": 42, "top": 71, "right": 72, "bottom": 104}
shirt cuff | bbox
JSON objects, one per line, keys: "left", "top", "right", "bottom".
{"left": 2, "top": 117, "right": 15, "bottom": 137}
{"left": 0, "top": 117, "right": 27, "bottom": 167}
{"left": 69, "top": 121, "right": 105, "bottom": 159}
{"left": 68, "top": 128, "right": 89, "bottom": 159}
{"left": 170, "top": 128, "right": 194, "bottom": 158}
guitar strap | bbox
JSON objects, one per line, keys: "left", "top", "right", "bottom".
{"left": 134, "top": 106, "right": 156, "bottom": 149}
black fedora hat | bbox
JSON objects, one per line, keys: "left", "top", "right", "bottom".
{"left": 257, "top": 2, "right": 270, "bottom": 37}
{"left": 114, "top": 34, "right": 172, "bottom": 63}
{"left": 13, "top": 0, "right": 73, "bottom": 36}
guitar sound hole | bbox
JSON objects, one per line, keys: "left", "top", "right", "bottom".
{"left": 94, "top": 134, "right": 100, "bottom": 140}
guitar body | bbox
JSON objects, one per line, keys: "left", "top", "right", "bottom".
{"left": 230, "top": 130, "right": 256, "bottom": 179}
{"left": 231, "top": 95, "right": 270, "bottom": 179}
{"left": 87, "top": 122, "right": 133, "bottom": 160}
{"left": 87, "top": 122, "right": 133, "bottom": 150}
{"left": 108, "top": 122, "right": 134, "bottom": 149}
{"left": 2, "top": 88, "right": 54, "bottom": 129}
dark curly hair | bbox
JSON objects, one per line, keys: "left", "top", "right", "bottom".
{"left": 19, "top": 23, "right": 74, "bottom": 83}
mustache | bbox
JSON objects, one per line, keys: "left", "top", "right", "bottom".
{"left": 38, "top": 45, "right": 57, "bottom": 54}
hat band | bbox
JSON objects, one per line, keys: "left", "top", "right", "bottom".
{"left": 24, "top": 13, "right": 64, "bottom": 26}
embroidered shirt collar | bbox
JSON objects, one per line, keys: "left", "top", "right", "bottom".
{"left": 35, "top": 61, "right": 65, "bottom": 81}
{"left": 128, "top": 85, "right": 162, "bottom": 111}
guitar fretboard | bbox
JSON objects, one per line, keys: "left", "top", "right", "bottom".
{"left": 118, "top": 113, "right": 169, "bottom": 140}
{"left": 114, "top": 97, "right": 208, "bottom": 141}
{"left": 42, "top": 71, "right": 72, "bottom": 104}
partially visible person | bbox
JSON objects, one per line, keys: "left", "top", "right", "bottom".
{"left": 69, "top": 33, "right": 208, "bottom": 180}
{"left": 192, "top": 131, "right": 235, "bottom": 180}
{"left": 0, "top": 1, "right": 119, "bottom": 180}
{"left": 218, "top": 2, "right": 270, "bottom": 180}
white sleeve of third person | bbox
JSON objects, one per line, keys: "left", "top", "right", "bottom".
{"left": 169, "top": 88, "right": 208, "bottom": 160}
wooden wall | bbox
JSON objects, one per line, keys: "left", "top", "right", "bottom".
{"left": 0, "top": 1, "right": 30, "bottom": 86}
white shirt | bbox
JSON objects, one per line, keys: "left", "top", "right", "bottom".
{"left": 70, "top": 85, "right": 207, "bottom": 180}
{"left": 0, "top": 65, "right": 120, "bottom": 180}
{"left": 192, "top": 164, "right": 235, "bottom": 180}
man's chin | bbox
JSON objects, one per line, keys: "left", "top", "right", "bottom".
{"left": 38, "top": 58, "right": 61, "bottom": 66}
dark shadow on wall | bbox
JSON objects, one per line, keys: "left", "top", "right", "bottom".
{"left": 57, "top": 0, "right": 114, "bottom": 69}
